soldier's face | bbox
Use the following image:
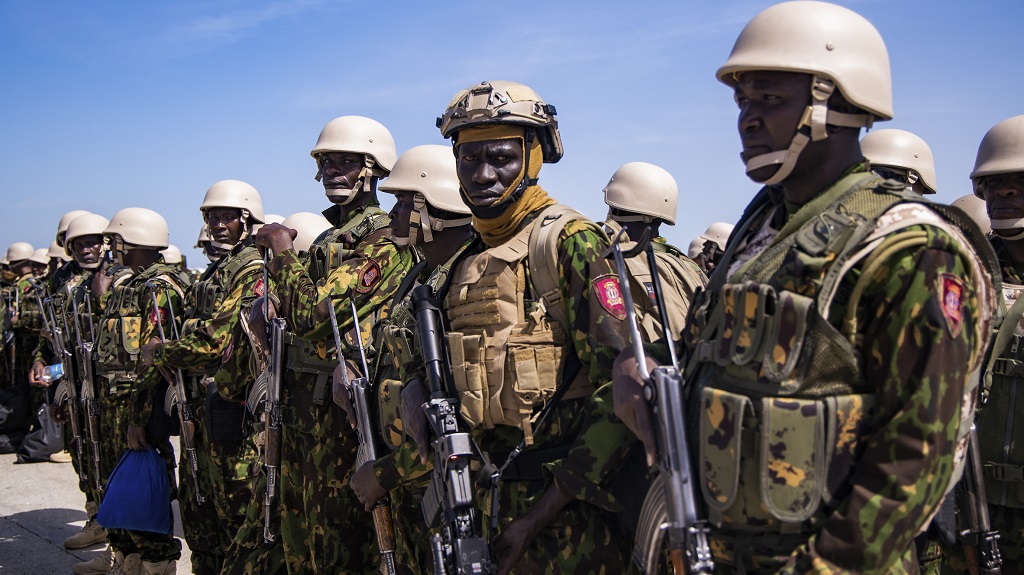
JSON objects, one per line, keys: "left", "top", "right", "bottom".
{"left": 317, "top": 152, "right": 365, "bottom": 191}
{"left": 734, "top": 71, "right": 812, "bottom": 182}
{"left": 456, "top": 139, "right": 524, "bottom": 207}
{"left": 389, "top": 190, "right": 414, "bottom": 240}
{"left": 71, "top": 234, "right": 103, "bottom": 266}
{"left": 980, "top": 172, "right": 1024, "bottom": 222}
{"left": 205, "top": 208, "right": 244, "bottom": 245}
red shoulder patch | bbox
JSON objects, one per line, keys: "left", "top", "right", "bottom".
{"left": 356, "top": 259, "right": 382, "bottom": 294}
{"left": 253, "top": 277, "right": 266, "bottom": 297}
{"left": 937, "top": 273, "right": 965, "bottom": 338}
{"left": 149, "top": 306, "right": 170, "bottom": 327}
{"left": 593, "top": 275, "right": 627, "bottom": 321}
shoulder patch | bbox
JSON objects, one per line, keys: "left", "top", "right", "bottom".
{"left": 149, "top": 306, "right": 170, "bottom": 327}
{"left": 253, "top": 277, "right": 266, "bottom": 297}
{"left": 937, "top": 273, "right": 965, "bottom": 338}
{"left": 593, "top": 275, "right": 627, "bottom": 321}
{"left": 356, "top": 258, "right": 382, "bottom": 294}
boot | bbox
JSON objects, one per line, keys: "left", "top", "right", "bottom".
{"left": 141, "top": 559, "right": 176, "bottom": 575}
{"left": 72, "top": 546, "right": 114, "bottom": 575}
{"left": 64, "top": 519, "right": 107, "bottom": 550}
{"left": 109, "top": 552, "right": 141, "bottom": 575}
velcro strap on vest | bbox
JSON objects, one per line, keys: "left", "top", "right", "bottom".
{"left": 488, "top": 444, "right": 571, "bottom": 482}
{"left": 984, "top": 462, "right": 1024, "bottom": 482}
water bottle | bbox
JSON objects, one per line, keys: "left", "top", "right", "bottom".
{"left": 41, "top": 362, "right": 64, "bottom": 384}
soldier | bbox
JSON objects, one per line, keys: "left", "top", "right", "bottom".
{"left": 5, "top": 243, "right": 45, "bottom": 418}
{"left": 952, "top": 193, "right": 992, "bottom": 236}
{"left": 139, "top": 181, "right": 266, "bottom": 575}
{"left": 687, "top": 222, "right": 733, "bottom": 276}
{"left": 344, "top": 144, "right": 477, "bottom": 572}
{"left": 160, "top": 244, "right": 186, "bottom": 272}
{"left": 399, "top": 80, "right": 636, "bottom": 574}
{"left": 29, "top": 248, "right": 51, "bottom": 278}
{"left": 47, "top": 240, "right": 72, "bottom": 275}
{"left": 226, "top": 115, "right": 411, "bottom": 575}
{"left": 968, "top": 114, "right": 1024, "bottom": 572}
{"left": 196, "top": 225, "right": 226, "bottom": 265}
{"left": 612, "top": 2, "right": 997, "bottom": 572}
{"left": 602, "top": 161, "right": 706, "bottom": 344}
{"left": 861, "top": 128, "right": 939, "bottom": 196}
{"left": 92, "top": 207, "right": 188, "bottom": 575}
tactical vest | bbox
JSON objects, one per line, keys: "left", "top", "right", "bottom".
{"left": 978, "top": 275, "right": 1024, "bottom": 508}
{"left": 95, "top": 264, "right": 191, "bottom": 391}
{"left": 603, "top": 220, "right": 706, "bottom": 344}
{"left": 13, "top": 274, "right": 43, "bottom": 334}
{"left": 684, "top": 172, "right": 996, "bottom": 533}
{"left": 445, "top": 205, "right": 595, "bottom": 445}
{"left": 308, "top": 207, "right": 391, "bottom": 286}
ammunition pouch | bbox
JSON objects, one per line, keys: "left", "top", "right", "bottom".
{"left": 205, "top": 380, "right": 247, "bottom": 443}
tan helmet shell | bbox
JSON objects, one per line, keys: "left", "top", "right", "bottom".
{"left": 951, "top": 194, "right": 991, "bottom": 236}
{"left": 379, "top": 145, "right": 470, "bottom": 215}
{"left": 5, "top": 242, "right": 35, "bottom": 263}
{"left": 56, "top": 210, "right": 92, "bottom": 247}
{"left": 310, "top": 116, "right": 397, "bottom": 172}
{"left": 29, "top": 248, "right": 50, "bottom": 266}
{"left": 161, "top": 245, "right": 183, "bottom": 265}
{"left": 104, "top": 207, "right": 169, "bottom": 250}
{"left": 603, "top": 162, "right": 679, "bottom": 225}
{"left": 281, "top": 212, "right": 332, "bottom": 254}
{"left": 861, "top": 129, "right": 938, "bottom": 193}
{"left": 195, "top": 225, "right": 210, "bottom": 248}
{"left": 716, "top": 1, "right": 893, "bottom": 122}
{"left": 688, "top": 236, "right": 706, "bottom": 259}
{"left": 47, "top": 241, "right": 71, "bottom": 262}
{"left": 65, "top": 214, "right": 111, "bottom": 255}
{"left": 700, "top": 222, "right": 735, "bottom": 251}
{"left": 263, "top": 214, "right": 285, "bottom": 225}
{"left": 971, "top": 115, "right": 1024, "bottom": 194}
{"left": 200, "top": 180, "right": 265, "bottom": 224}
{"left": 438, "top": 80, "right": 563, "bottom": 163}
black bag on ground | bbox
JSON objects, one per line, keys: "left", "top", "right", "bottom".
{"left": 15, "top": 403, "right": 64, "bottom": 463}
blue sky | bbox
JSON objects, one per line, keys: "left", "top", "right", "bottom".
{"left": 1, "top": 0, "right": 1021, "bottom": 266}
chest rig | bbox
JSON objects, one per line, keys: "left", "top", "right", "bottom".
{"left": 445, "top": 205, "right": 593, "bottom": 445}
{"left": 96, "top": 265, "right": 190, "bottom": 391}
{"left": 978, "top": 258, "right": 1024, "bottom": 508}
{"left": 684, "top": 172, "right": 996, "bottom": 532}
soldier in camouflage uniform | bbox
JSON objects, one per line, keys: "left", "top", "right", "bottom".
{"left": 400, "top": 80, "right": 636, "bottom": 575}
{"left": 139, "top": 181, "right": 266, "bottom": 575}
{"left": 344, "top": 144, "right": 478, "bottom": 573}
{"left": 4, "top": 242, "right": 47, "bottom": 425}
{"left": 225, "top": 115, "right": 412, "bottom": 575}
{"left": 612, "top": 3, "right": 998, "bottom": 573}
{"left": 861, "top": 128, "right": 939, "bottom": 197}
{"left": 92, "top": 207, "right": 188, "bottom": 575}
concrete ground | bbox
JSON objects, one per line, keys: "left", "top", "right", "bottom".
{"left": 0, "top": 441, "right": 192, "bottom": 575}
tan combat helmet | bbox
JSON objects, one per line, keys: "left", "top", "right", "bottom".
{"left": 56, "top": 210, "right": 92, "bottom": 248}
{"left": 200, "top": 180, "right": 265, "bottom": 250}
{"left": 604, "top": 162, "right": 679, "bottom": 225}
{"left": 311, "top": 116, "right": 397, "bottom": 204}
{"left": 378, "top": 144, "right": 473, "bottom": 246}
{"left": 688, "top": 236, "right": 706, "bottom": 259}
{"left": 195, "top": 225, "right": 210, "bottom": 249}
{"left": 161, "top": 245, "right": 183, "bottom": 265}
{"left": 29, "top": 248, "right": 50, "bottom": 266}
{"left": 699, "top": 222, "right": 734, "bottom": 251}
{"left": 65, "top": 213, "right": 111, "bottom": 270}
{"left": 5, "top": 242, "right": 35, "bottom": 264}
{"left": 47, "top": 241, "right": 71, "bottom": 263}
{"left": 104, "top": 207, "right": 169, "bottom": 252}
{"left": 951, "top": 194, "right": 991, "bottom": 237}
{"left": 280, "top": 212, "right": 332, "bottom": 254}
{"left": 717, "top": 1, "right": 892, "bottom": 185}
{"left": 861, "top": 129, "right": 938, "bottom": 194}
{"left": 253, "top": 213, "right": 284, "bottom": 236}
{"left": 971, "top": 116, "right": 1024, "bottom": 238}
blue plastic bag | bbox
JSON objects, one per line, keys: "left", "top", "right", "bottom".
{"left": 96, "top": 448, "right": 173, "bottom": 534}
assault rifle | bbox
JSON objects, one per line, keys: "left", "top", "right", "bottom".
{"left": 959, "top": 424, "right": 1002, "bottom": 575}
{"left": 605, "top": 228, "right": 713, "bottom": 575}
{"left": 71, "top": 286, "right": 104, "bottom": 493}
{"left": 328, "top": 298, "right": 397, "bottom": 574}
{"left": 146, "top": 281, "right": 204, "bottom": 505}
{"left": 411, "top": 284, "right": 495, "bottom": 575}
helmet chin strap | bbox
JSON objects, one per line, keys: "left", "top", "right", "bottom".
{"left": 992, "top": 218, "right": 1024, "bottom": 240}
{"left": 321, "top": 156, "right": 383, "bottom": 205}
{"left": 394, "top": 193, "right": 472, "bottom": 247}
{"left": 743, "top": 76, "right": 873, "bottom": 186}
{"left": 607, "top": 210, "right": 656, "bottom": 224}
{"left": 206, "top": 210, "right": 253, "bottom": 251}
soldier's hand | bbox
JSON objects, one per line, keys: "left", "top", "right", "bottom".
{"left": 140, "top": 340, "right": 162, "bottom": 369}
{"left": 92, "top": 262, "right": 114, "bottom": 296}
{"left": 253, "top": 223, "right": 297, "bottom": 257}
{"left": 127, "top": 425, "right": 149, "bottom": 450}
{"left": 612, "top": 347, "right": 659, "bottom": 467}
{"left": 332, "top": 361, "right": 358, "bottom": 428}
{"left": 350, "top": 460, "right": 386, "bottom": 511}
{"left": 28, "top": 360, "right": 47, "bottom": 387}
{"left": 400, "top": 378, "right": 430, "bottom": 464}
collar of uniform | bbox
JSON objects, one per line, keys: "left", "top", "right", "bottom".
{"left": 321, "top": 196, "right": 382, "bottom": 229}
{"left": 992, "top": 237, "right": 1024, "bottom": 284}
{"left": 782, "top": 161, "right": 870, "bottom": 220}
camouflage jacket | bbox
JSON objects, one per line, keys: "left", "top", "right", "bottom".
{"left": 95, "top": 262, "right": 192, "bottom": 427}
{"left": 31, "top": 262, "right": 90, "bottom": 365}
{"left": 683, "top": 165, "right": 996, "bottom": 573}
{"left": 12, "top": 272, "right": 44, "bottom": 335}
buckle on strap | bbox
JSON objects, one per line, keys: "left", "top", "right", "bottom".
{"left": 983, "top": 462, "right": 1024, "bottom": 482}
{"left": 991, "top": 358, "right": 1024, "bottom": 378}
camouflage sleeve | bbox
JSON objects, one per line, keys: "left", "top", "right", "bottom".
{"left": 373, "top": 438, "right": 432, "bottom": 491}
{"left": 31, "top": 335, "right": 52, "bottom": 366}
{"left": 268, "top": 239, "right": 413, "bottom": 347}
{"left": 127, "top": 281, "right": 187, "bottom": 428}
{"left": 154, "top": 267, "right": 261, "bottom": 371}
{"left": 784, "top": 226, "right": 983, "bottom": 572}
{"left": 544, "top": 221, "right": 635, "bottom": 510}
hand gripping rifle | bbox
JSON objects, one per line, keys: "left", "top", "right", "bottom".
{"left": 71, "top": 286, "right": 105, "bottom": 493}
{"left": 605, "top": 228, "right": 713, "bottom": 575}
{"left": 327, "top": 298, "right": 397, "bottom": 574}
{"left": 959, "top": 424, "right": 1002, "bottom": 575}
{"left": 411, "top": 284, "right": 495, "bottom": 575}
{"left": 146, "top": 281, "right": 205, "bottom": 505}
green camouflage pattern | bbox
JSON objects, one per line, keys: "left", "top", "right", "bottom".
{"left": 687, "top": 167, "right": 991, "bottom": 574}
